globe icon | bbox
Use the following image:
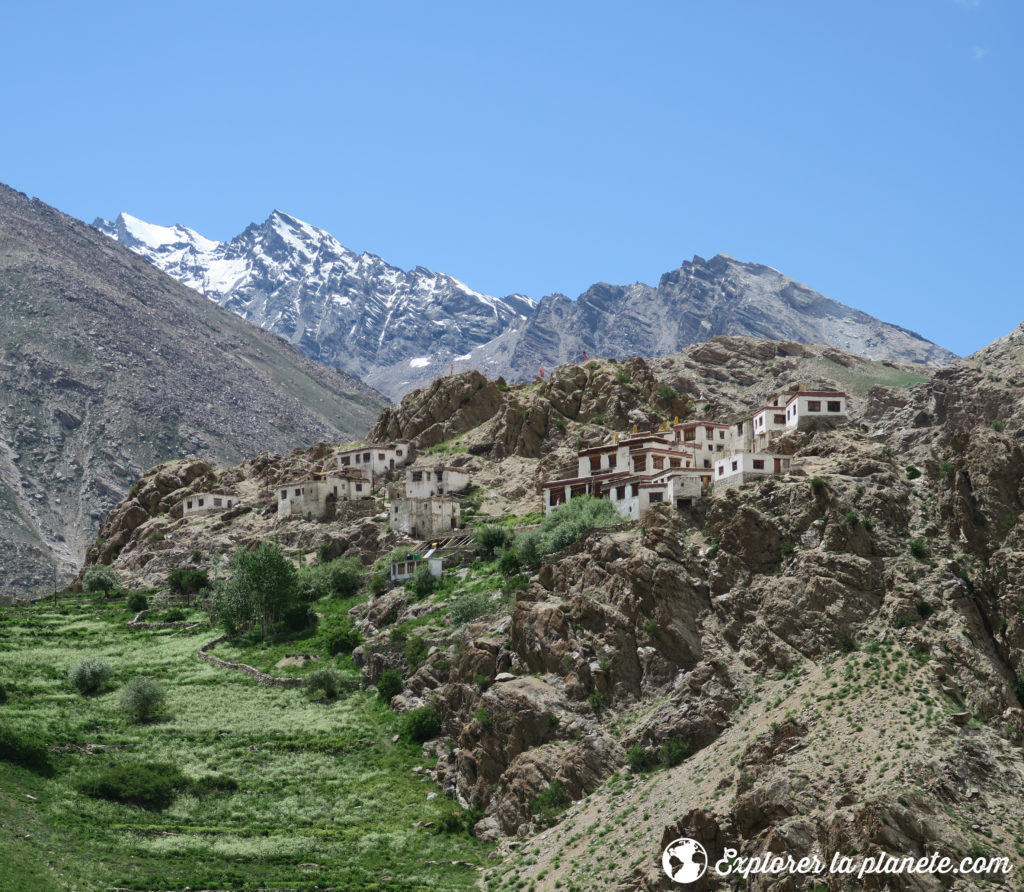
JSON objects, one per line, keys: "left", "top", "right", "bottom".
{"left": 662, "top": 837, "right": 709, "bottom": 884}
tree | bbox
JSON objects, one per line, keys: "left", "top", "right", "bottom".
{"left": 213, "top": 541, "right": 298, "bottom": 638}
{"left": 83, "top": 565, "right": 119, "bottom": 597}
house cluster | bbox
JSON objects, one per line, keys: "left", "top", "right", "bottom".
{"left": 542, "top": 389, "right": 848, "bottom": 521}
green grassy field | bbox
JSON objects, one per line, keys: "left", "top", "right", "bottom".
{"left": 0, "top": 595, "right": 491, "bottom": 891}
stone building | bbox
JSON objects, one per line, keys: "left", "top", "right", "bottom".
{"left": 277, "top": 471, "right": 371, "bottom": 521}
{"left": 183, "top": 493, "right": 240, "bottom": 517}
{"left": 337, "top": 440, "right": 413, "bottom": 481}
{"left": 390, "top": 494, "right": 461, "bottom": 538}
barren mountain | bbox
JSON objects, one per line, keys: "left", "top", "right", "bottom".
{"left": 95, "top": 213, "right": 954, "bottom": 399}
{"left": 0, "top": 183, "right": 386, "bottom": 601}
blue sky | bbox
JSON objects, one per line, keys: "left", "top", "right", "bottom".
{"left": 4, "top": 0, "right": 1020, "bottom": 357}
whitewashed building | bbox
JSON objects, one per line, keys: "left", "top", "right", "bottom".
{"left": 183, "top": 493, "right": 240, "bottom": 517}
{"left": 390, "top": 494, "right": 461, "bottom": 538}
{"left": 277, "top": 472, "right": 370, "bottom": 521}
{"left": 404, "top": 465, "right": 470, "bottom": 499}
{"left": 337, "top": 441, "right": 413, "bottom": 481}
{"left": 714, "top": 452, "right": 791, "bottom": 490}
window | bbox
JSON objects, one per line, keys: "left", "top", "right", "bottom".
{"left": 716, "top": 444, "right": 723, "bottom": 452}
{"left": 397, "top": 448, "right": 404, "bottom": 456}
{"left": 807, "top": 400, "right": 821, "bottom": 412}
{"left": 227, "top": 500, "right": 233, "bottom": 508}
{"left": 412, "top": 471, "right": 422, "bottom": 482}
{"left": 736, "top": 422, "right": 743, "bottom": 435}
{"left": 718, "top": 430, "right": 725, "bottom": 439}
{"left": 718, "top": 466, "right": 724, "bottom": 476}
{"left": 590, "top": 456, "right": 600, "bottom": 471}
{"left": 774, "top": 414, "right": 786, "bottom": 425}
{"left": 731, "top": 461, "right": 738, "bottom": 472}
{"left": 653, "top": 456, "right": 664, "bottom": 470}
{"left": 670, "top": 458, "right": 681, "bottom": 468}
{"left": 435, "top": 471, "right": 443, "bottom": 481}
{"left": 198, "top": 498, "right": 204, "bottom": 507}
{"left": 705, "top": 426, "right": 713, "bottom": 438}
{"left": 354, "top": 454, "right": 360, "bottom": 463}
{"left": 634, "top": 455, "right": 646, "bottom": 472}
{"left": 752, "top": 459, "right": 765, "bottom": 470}
{"left": 280, "top": 490, "right": 286, "bottom": 499}
{"left": 363, "top": 452, "right": 370, "bottom": 461}
{"left": 827, "top": 400, "right": 841, "bottom": 412}
{"left": 616, "top": 485, "right": 626, "bottom": 499}
{"left": 704, "top": 459, "right": 711, "bottom": 469}
{"left": 355, "top": 483, "right": 362, "bottom": 492}
{"left": 631, "top": 483, "right": 639, "bottom": 497}
{"left": 186, "top": 500, "right": 193, "bottom": 509}
{"left": 378, "top": 453, "right": 385, "bottom": 460}
{"left": 649, "top": 492, "right": 663, "bottom": 503}
{"left": 214, "top": 498, "right": 222, "bottom": 507}
{"left": 341, "top": 456, "right": 350, "bottom": 466}
{"left": 608, "top": 455, "right": 616, "bottom": 468}
{"left": 294, "top": 489, "right": 301, "bottom": 497}
{"left": 684, "top": 429, "right": 696, "bottom": 442}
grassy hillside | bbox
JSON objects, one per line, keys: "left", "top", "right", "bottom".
{"left": 0, "top": 593, "right": 490, "bottom": 891}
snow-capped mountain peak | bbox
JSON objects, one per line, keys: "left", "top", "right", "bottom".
{"left": 95, "top": 210, "right": 536, "bottom": 397}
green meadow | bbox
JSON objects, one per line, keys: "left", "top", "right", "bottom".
{"left": 0, "top": 594, "right": 491, "bottom": 891}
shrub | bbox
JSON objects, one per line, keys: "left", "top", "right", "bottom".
{"left": 403, "top": 705, "right": 440, "bottom": 742}
{"left": 70, "top": 657, "right": 114, "bottom": 696}
{"left": 404, "top": 635, "right": 430, "bottom": 670}
{"left": 588, "top": 691, "right": 603, "bottom": 710}
{"left": 909, "top": 538, "right": 930, "bottom": 559}
{"left": 497, "top": 548, "right": 522, "bottom": 577}
{"left": 474, "top": 707, "right": 492, "bottom": 732}
{"left": 377, "top": 669, "right": 402, "bottom": 702}
{"left": 939, "top": 461, "right": 955, "bottom": 481}
{"left": 1013, "top": 673, "right": 1024, "bottom": 704}
{"left": 475, "top": 525, "right": 512, "bottom": 560}
{"left": 627, "top": 744, "right": 655, "bottom": 773}
{"left": 659, "top": 738, "right": 692, "bottom": 767}
{"left": 532, "top": 495, "right": 620, "bottom": 557}
{"left": 779, "top": 540, "right": 795, "bottom": 557}
{"left": 905, "top": 465, "right": 921, "bottom": 480}
{"left": 279, "top": 604, "right": 318, "bottom": 634}
{"left": 449, "top": 592, "right": 495, "bottom": 625}
{"left": 214, "top": 541, "right": 298, "bottom": 638}
{"left": 810, "top": 476, "right": 826, "bottom": 494}
{"left": 915, "top": 601, "right": 935, "bottom": 620}
{"left": 126, "top": 592, "right": 148, "bottom": 613}
{"left": 168, "top": 567, "right": 209, "bottom": 596}
{"left": 0, "top": 727, "right": 53, "bottom": 776}
{"left": 409, "top": 565, "right": 436, "bottom": 600}
{"left": 324, "top": 619, "right": 361, "bottom": 655}
{"left": 306, "top": 668, "right": 344, "bottom": 701}
{"left": 992, "top": 420, "right": 1005, "bottom": 432}
{"left": 644, "top": 619, "right": 661, "bottom": 640}
{"left": 78, "top": 762, "right": 187, "bottom": 810}
{"left": 370, "top": 568, "right": 391, "bottom": 595}
{"left": 83, "top": 565, "right": 119, "bottom": 596}
{"left": 532, "top": 780, "right": 569, "bottom": 824}
{"left": 845, "top": 511, "right": 858, "bottom": 528}
{"left": 325, "top": 559, "right": 362, "bottom": 598}
{"left": 162, "top": 607, "right": 187, "bottom": 623}
{"left": 614, "top": 370, "right": 631, "bottom": 384}
{"left": 591, "top": 414, "right": 605, "bottom": 425}
{"left": 835, "top": 624, "right": 858, "bottom": 653}
{"left": 502, "top": 574, "right": 529, "bottom": 599}
{"left": 657, "top": 384, "right": 678, "bottom": 402}
{"left": 188, "top": 772, "right": 239, "bottom": 797}
{"left": 119, "top": 676, "right": 166, "bottom": 722}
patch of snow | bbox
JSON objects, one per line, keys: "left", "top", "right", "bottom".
{"left": 454, "top": 353, "right": 472, "bottom": 361}
{"left": 409, "top": 357, "right": 431, "bottom": 368}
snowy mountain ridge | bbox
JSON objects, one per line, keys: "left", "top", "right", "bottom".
{"left": 94, "top": 211, "right": 534, "bottom": 397}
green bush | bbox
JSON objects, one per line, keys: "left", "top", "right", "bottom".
{"left": 119, "top": 676, "right": 166, "bottom": 723}
{"left": 779, "top": 540, "right": 795, "bottom": 557}
{"left": 916, "top": 601, "right": 935, "bottom": 619}
{"left": 214, "top": 541, "right": 298, "bottom": 638}
{"left": 475, "top": 525, "right": 512, "bottom": 560}
{"left": 845, "top": 511, "right": 858, "bottom": 528}
{"left": 0, "top": 727, "right": 53, "bottom": 776}
{"left": 126, "top": 592, "right": 148, "bottom": 613}
{"left": 324, "top": 619, "right": 361, "bottom": 655}
{"left": 77, "top": 762, "right": 187, "bottom": 810}
{"left": 939, "top": 461, "right": 955, "bottom": 481}
{"left": 449, "top": 591, "right": 495, "bottom": 625}
{"left": 403, "top": 705, "right": 440, "bottom": 742}
{"left": 162, "top": 607, "right": 187, "bottom": 622}
{"left": 614, "top": 370, "right": 630, "bottom": 384}
{"left": 810, "top": 476, "right": 826, "bottom": 494}
{"left": 992, "top": 419, "right": 1005, "bottom": 432}
{"left": 588, "top": 691, "right": 603, "bottom": 710}
{"left": 325, "top": 560, "right": 362, "bottom": 598}
{"left": 516, "top": 495, "right": 620, "bottom": 561}
{"left": 370, "top": 567, "right": 391, "bottom": 595}
{"left": 187, "top": 772, "right": 239, "bottom": 797}
{"left": 644, "top": 619, "right": 660, "bottom": 640}
{"left": 409, "top": 565, "right": 436, "bottom": 600}
{"left": 905, "top": 465, "right": 921, "bottom": 480}
{"left": 298, "top": 560, "right": 362, "bottom": 602}
{"left": 657, "top": 384, "right": 678, "bottom": 402}
{"left": 497, "top": 548, "right": 522, "bottom": 577}
{"left": 659, "top": 738, "right": 692, "bottom": 767}
{"left": 69, "top": 657, "right": 114, "bottom": 696}
{"left": 909, "top": 538, "right": 930, "bottom": 559}
{"left": 502, "top": 574, "right": 529, "bottom": 599}
{"left": 279, "top": 604, "right": 318, "bottom": 634}
{"left": 532, "top": 780, "right": 569, "bottom": 824}
{"left": 306, "top": 668, "right": 344, "bottom": 701}
{"left": 627, "top": 744, "right": 655, "bottom": 773}
{"left": 168, "top": 567, "right": 209, "bottom": 596}
{"left": 404, "top": 635, "right": 430, "bottom": 671}
{"left": 377, "top": 669, "right": 402, "bottom": 702}
{"left": 83, "top": 565, "right": 119, "bottom": 596}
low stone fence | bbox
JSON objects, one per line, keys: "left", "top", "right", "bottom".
{"left": 127, "top": 608, "right": 203, "bottom": 631}
{"left": 197, "top": 635, "right": 304, "bottom": 688}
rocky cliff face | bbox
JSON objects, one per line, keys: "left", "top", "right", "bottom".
{"left": 95, "top": 213, "right": 954, "bottom": 398}
{"left": 0, "top": 183, "right": 386, "bottom": 601}
{"left": 83, "top": 332, "right": 1024, "bottom": 890}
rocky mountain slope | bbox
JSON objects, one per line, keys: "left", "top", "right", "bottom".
{"left": 94, "top": 211, "right": 535, "bottom": 399}
{"left": 0, "top": 183, "right": 386, "bottom": 601}
{"left": 95, "top": 213, "right": 955, "bottom": 399}
{"left": 78, "top": 333, "right": 1024, "bottom": 888}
